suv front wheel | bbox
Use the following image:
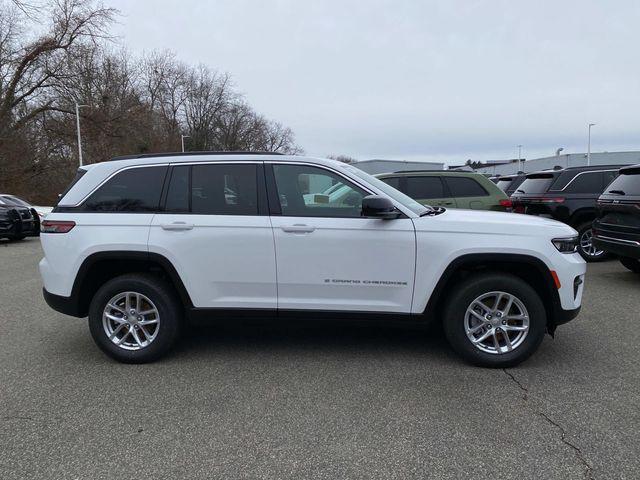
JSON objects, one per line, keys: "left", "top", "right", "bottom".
{"left": 577, "top": 222, "right": 608, "bottom": 262}
{"left": 88, "top": 274, "right": 182, "bottom": 363}
{"left": 443, "top": 273, "right": 546, "bottom": 368}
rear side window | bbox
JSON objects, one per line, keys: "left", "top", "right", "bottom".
{"left": 605, "top": 172, "right": 640, "bottom": 195}
{"left": 444, "top": 177, "right": 488, "bottom": 197}
{"left": 191, "top": 164, "right": 258, "bottom": 215}
{"left": 84, "top": 166, "right": 167, "bottom": 212}
{"left": 404, "top": 177, "right": 445, "bottom": 199}
{"left": 564, "top": 172, "right": 605, "bottom": 194}
{"left": 165, "top": 165, "right": 190, "bottom": 213}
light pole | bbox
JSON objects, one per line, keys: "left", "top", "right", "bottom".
{"left": 587, "top": 123, "right": 596, "bottom": 166}
{"left": 181, "top": 135, "right": 190, "bottom": 153}
{"left": 75, "top": 102, "right": 89, "bottom": 166}
{"left": 517, "top": 144, "right": 523, "bottom": 172}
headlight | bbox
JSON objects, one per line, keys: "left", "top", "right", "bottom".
{"left": 552, "top": 236, "right": 578, "bottom": 253}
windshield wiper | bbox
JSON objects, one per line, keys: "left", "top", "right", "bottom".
{"left": 515, "top": 189, "right": 525, "bottom": 194}
{"left": 608, "top": 189, "right": 626, "bottom": 195}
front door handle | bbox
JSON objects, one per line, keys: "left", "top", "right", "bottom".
{"left": 161, "top": 222, "right": 194, "bottom": 231}
{"left": 281, "top": 224, "right": 315, "bottom": 234}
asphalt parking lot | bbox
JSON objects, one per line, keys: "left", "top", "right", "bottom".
{"left": 1, "top": 238, "right": 639, "bottom": 479}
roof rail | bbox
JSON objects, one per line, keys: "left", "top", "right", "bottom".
{"left": 391, "top": 169, "right": 448, "bottom": 173}
{"left": 110, "top": 151, "right": 285, "bottom": 161}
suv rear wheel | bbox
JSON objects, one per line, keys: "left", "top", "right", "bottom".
{"left": 88, "top": 274, "right": 182, "bottom": 363}
{"left": 443, "top": 273, "right": 546, "bottom": 368}
{"left": 577, "top": 222, "right": 608, "bottom": 262}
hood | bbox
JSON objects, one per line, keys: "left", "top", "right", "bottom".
{"left": 414, "top": 208, "right": 576, "bottom": 237}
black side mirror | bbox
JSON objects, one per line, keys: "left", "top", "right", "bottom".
{"left": 361, "top": 195, "right": 401, "bottom": 219}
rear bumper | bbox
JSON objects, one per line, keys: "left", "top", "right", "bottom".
{"left": 43, "top": 288, "right": 84, "bottom": 317}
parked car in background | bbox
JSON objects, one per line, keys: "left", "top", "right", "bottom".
{"left": 593, "top": 164, "right": 640, "bottom": 273}
{"left": 510, "top": 165, "right": 622, "bottom": 261}
{"left": 376, "top": 171, "right": 512, "bottom": 211}
{"left": 0, "top": 194, "right": 52, "bottom": 219}
{"left": 0, "top": 203, "right": 39, "bottom": 240}
{"left": 495, "top": 173, "right": 527, "bottom": 196}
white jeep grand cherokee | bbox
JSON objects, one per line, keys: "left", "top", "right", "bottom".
{"left": 40, "top": 153, "right": 586, "bottom": 367}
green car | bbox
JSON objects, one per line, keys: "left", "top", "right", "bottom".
{"left": 375, "top": 170, "right": 511, "bottom": 211}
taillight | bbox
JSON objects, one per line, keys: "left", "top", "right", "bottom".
{"left": 535, "top": 197, "right": 565, "bottom": 204}
{"left": 499, "top": 199, "right": 512, "bottom": 208}
{"left": 41, "top": 220, "right": 75, "bottom": 233}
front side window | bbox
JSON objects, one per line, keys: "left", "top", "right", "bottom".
{"left": 496, "top": 178, "right": 513, "bottom": 191}
{"left": 272, "top": 164, "right": 367, "bottom": 217}
{"left": 404, "top": 176, "right": 445, "bottom": 199}
{"left": 84, "top": 166, "right": 167, "bottom": 212}
{"left": 380, "top": 177, "right": 401, "bottom": 189}
{"left": 444, "top": 177, "right": 489, "bottom": 197}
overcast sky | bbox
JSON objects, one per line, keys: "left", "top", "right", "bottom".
{"left": 108, "top": 0, "right": 640, "bottom": 164}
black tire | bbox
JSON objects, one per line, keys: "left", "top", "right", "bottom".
{"left": 8, "top": 235, "right": 25, "bottom": 241}
{"left": 88, "top": 274, "right": 182, "bottom": 363}
{"left": 620, "top": 257, "right": 640, "bottom": 273}
{"left": 577, "top": 222, "right": 608, "bottom": 262}
{"left": 443, "top": 273, "right": 547, "bottom": 368}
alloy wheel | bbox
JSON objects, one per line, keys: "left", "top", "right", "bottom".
{"left": 464, "top": 291, "right": 530, "bottom": 354}
{"left": 102, "top": 291, "right": 160, "bottom": 351}
{"left": 580, "top": 228, "right": 604, "bottom": 258}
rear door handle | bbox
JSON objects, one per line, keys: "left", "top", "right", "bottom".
{"left": 161, "top": 222, "right": 194, "bottom": 231}
{"left": 281, "top": 224, "right": 315, "bottom": 234}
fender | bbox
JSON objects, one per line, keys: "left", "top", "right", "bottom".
{"left": 44, "top": 250, "right": 193, "bottom": 318}
{"left": 422, "top": 253, "right": 566, "bottom": 332}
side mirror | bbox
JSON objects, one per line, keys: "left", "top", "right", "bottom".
{"left": 361, "top": 195, "right": 401, "bottom": 219}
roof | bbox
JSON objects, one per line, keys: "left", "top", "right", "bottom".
{"left": 376, "top": 170, "right": 485, "bottom": 177}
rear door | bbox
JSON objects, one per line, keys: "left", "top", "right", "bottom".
{"left": 148, "top": 162, "right": 277, "bottom": 309}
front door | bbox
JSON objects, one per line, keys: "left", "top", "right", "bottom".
{"left": 267, "top": 163, "right": 416, "bottom": 313}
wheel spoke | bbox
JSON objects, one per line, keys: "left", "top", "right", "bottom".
{"left": 138, "top": 309, "right": 156, "bottom": 316}
{"left": 505, "top": 314, "right": 528, "bottom": 322}
{"left": 493, "top": 293, "right": 503, "bottom": 311}
{"left": 502, "top": 295, "right": 514, "bottom": 316}
{"left": 105, "top": 312, "right": 127, "bottom": 324}
{"left": 109, "top": 323, "right": 126, "bottom": 340}
{"left": 468, "top": 323, "right": 486, "bottom": 334}
{"left": 468, "top": 310, "right": 486, "bottom": 323}
{"left": 139, "top": 325, "right": 151, "bottom": 341}
{"left": 108, "top": 303, "right": 126, "bottom": 315}
{"left": 131, "top": 328, "right": 144, "bottom": 346}
{"left": 503, "top": 324, "right": 527, "bottom": 332}
{"left": 492, "top": 331, "right": 501, "bottom": 352}
{"left": 125, "top": 294, "right": 132, "bottom": 312}
{"left": 502, "top": 331, "right": 513, "bottom": 351}
{"left": 116, "top": 327, "right": 132, "bottom": 345}
{"left": 472, "top": 301, "right": 489, "bottom": 314}
{"left": 473, "top": 329, "right": 493, "bottom": 344}
{"left": 138, "top": 318, "right": 158, "bottom": 326}
{"left": 135, "top": 293, "right": 141, "bottom": 311}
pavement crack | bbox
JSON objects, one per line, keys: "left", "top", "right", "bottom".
{"left": 502, "top": 368, "right": 594, "bottom": 480}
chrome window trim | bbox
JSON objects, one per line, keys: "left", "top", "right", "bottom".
{"left": 593, "top": 234, "right": 640, "bottom": 247}
{"left": 71, "top": 161, "right": 263, "bottom": 208}
{"left": 555, "top": 169, "right": 619, "bottom": 192}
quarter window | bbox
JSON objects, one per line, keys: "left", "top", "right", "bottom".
{"left": 272, "top": 164, "right": 367, "bottom": 217}
{"left": 444, "top": 177, "right": 489, "bottom": 197}
{"left": 565, "top": 172, "right": 604, "bottom": 194}
{"left": 84, "top": 166, "right": 167, "bottom": 212}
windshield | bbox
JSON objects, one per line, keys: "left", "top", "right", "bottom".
{"left": 343, "top": 165, "right": 430, "bottom": 215}
{"left": 515, "top": 176, "right": 555, "bottom": 194}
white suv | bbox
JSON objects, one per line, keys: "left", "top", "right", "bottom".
{"left": 40, "top": 153, "right": 586, "bottom": 366}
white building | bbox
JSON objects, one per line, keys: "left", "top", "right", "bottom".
{"left": 352, "top": 159, "right": 444, "bottom": 175}
{"left": 475, "top": 151, "right": 640, "bottom": 176}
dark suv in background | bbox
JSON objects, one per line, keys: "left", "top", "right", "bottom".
{"left": 510, "top": 165, "right": 622, "bottom": 261}
{"left": 593, "top": 164, "right": 640, "bottom": 273}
